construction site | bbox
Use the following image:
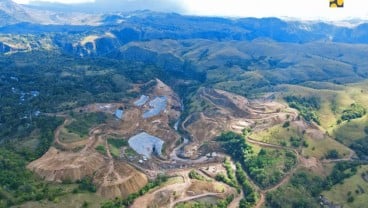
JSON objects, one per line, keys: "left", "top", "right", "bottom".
{"left": 26, "top": 78, "right": 342, "bottom": 207}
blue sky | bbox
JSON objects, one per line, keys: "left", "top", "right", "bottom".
{"left": 12, "top": 0, "right": 368, "bottom": 20}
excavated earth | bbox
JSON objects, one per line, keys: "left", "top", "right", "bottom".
{"left": 94, "top": 162, "right": 148, "bottom": 199}
{"left": 27, "top": 80, "right": 303, "bottom": 202}
{"left": 182, "top": 88, "right": 298, "bottom": 158}
{"left": 27, "top": 147, "right": 105, "bottom": 182}
{"left": 27, "top": 79, "right": 179, "bottom": 199}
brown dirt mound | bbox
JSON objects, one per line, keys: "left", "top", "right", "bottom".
{"left": 94, "top": 162, "right": 148, "bottom": 199}
{"left": 27, "top": 147, "right": 105, "bottom": 182}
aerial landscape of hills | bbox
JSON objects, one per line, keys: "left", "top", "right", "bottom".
{"left": 1, "top": 0, "right": 368, "bottom": 208}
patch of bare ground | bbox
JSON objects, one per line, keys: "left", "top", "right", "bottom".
{"left": 94, "top": 162, "right": 148, "bottom": 199}
{"left": 27, "top": 147, "right": 105, "bottom": 182}
{"left": 299, "top": 156, "right": 325, "bottom": 174}
{"left": 27, "top": 79, "right": 183, "bottom": 200}
{"left": 199, "top": 164, "right": 227, "bottom": 178}
{"left": 132, "top": 170, "right": 236, "bottom": 208}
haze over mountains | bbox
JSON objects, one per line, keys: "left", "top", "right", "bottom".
{"left": 1, "top": 0, "right": 368, "bottom": 43}
{"left": 24, "top": 0, "right": 183, "bottom": 13}
{"left": 1, "top": 0, "right": 368, "bottom": 86}
{"left": 0, "top": 0, "right": 101, "bottom": 26}
{"left": 0, "top": 0, "right": 367, "bottom": 87}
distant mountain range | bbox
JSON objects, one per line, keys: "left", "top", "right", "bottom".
{"left": 0, "top": 0, "right": 102, "bottom": 26}
{"left": 1, "top": 0, "right": 368, "bottom": 55}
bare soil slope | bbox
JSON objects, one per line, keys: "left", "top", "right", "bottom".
{"left": 27, "top": 147, "right": 105, "bottom": 182}
{"left": 94, "top": 162, "right": 148, "bottom": 199}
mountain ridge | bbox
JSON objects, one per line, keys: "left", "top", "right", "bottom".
{"left": 1, "top": 2, "right": 368, "bottom": 56}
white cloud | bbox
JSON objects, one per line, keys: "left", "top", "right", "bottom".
{"left": 12, "top": 0, "right": 368, "bottom": 20}
{"left": 182, "top": 0, "right": 368, "bottom": 20}
{"left": 13, "top": 0, "right": 94, "bottom": 4}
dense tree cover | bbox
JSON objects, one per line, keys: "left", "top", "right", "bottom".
{"left": 324, "top": 162, "right": 359, "bottom": 189}
{"left": 33, "top": 116, "right": 64, "bottom": 158}
{"left": 95, "top": 145, "right": 107, "bottom": 155}
{"left": 215, "top": 132, "right": 257, "bottom": 207}
{"left": 341, "top": 103, "right": 366, "bottom": 121}
{"left": 284, "top": 96, "right": 321, "bottom": 109}
{"left": 284, "top": 95, "right": 321, "bottom": 124}
{"left": 76, "top": 176, "right": 96, "bottom": 193}
{"left": 0, "top": 51, "right": 200, "bottom": 141}
{"left": 0, "top": 116, "right": 64, "bottom": 207}
{"left": 101, "top": 174, "right": 168, "bottom": 208}
{"left": 246, "top": 149, "right": 297, "bottom": 188}
{"left": 215, "top": 159, "right": 238, "bottom": 188}
{"left": 282, "top": 121, "right": 290, "bottom": 128}
{"left": 216, "top": 131, "right": 252, "bottom": 162}
{"left": 217, "top": 131, "right": 297, "bottom": 188}
{"left": 325, "top": 149, "right": 340, "bottom": 159}
{"left": 188, "top": 170, "right": 208, "bottom": 181}
{"left": 364, "top": 126, "right": 368, "bottom": 135}
{"left": 350, "top": 137, "right": 368, "bottom": 158}
{"left": 343, "top": 118, "right": 368, "bottom": 159}
{"left": 107, "top": 138, "right": 128, "bottom": 149}
{"left": 289, "top": 136, "right": 303, "bottom": 148}
{"left": 215, "top": 173, "right": 237, "bottom": 189}
{"left": 235, "top": 163, "right": 257, "bottom": 208}
{"left": 290, "top": 171, "right": 325, "bottom": 197}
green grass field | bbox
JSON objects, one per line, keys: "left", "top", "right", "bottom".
{"left": 108, "top": 144, "right": 120, "bottom": 158}
{"left": 332, "top": 115, "right": 368, "bottom": 146}
{"left": 250, "top": 123, "right": 303, "bottom": 147}
{"left": 59, "top": 127, "right": 86, "bottom": 143}
{"left": 65, "top": 112, "right": 108, "bottom": 138}
{"left": 107, "top": 138, "right": 127, "bottom": 158}
{"left": 322, "top": 165, "right": 368, "bottom": 208}
{"left": 275, "top": 82, "right": 368, "bottom": 160}
{"left": 302, "top": 135, "right": 351, "bottom": 159}
{"left": 279, "top": 82, "right": 368, "bottom": 132}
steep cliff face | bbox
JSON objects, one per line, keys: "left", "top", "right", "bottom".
{"left": 27, "top": 147, "right": 106, "bottom": 182}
